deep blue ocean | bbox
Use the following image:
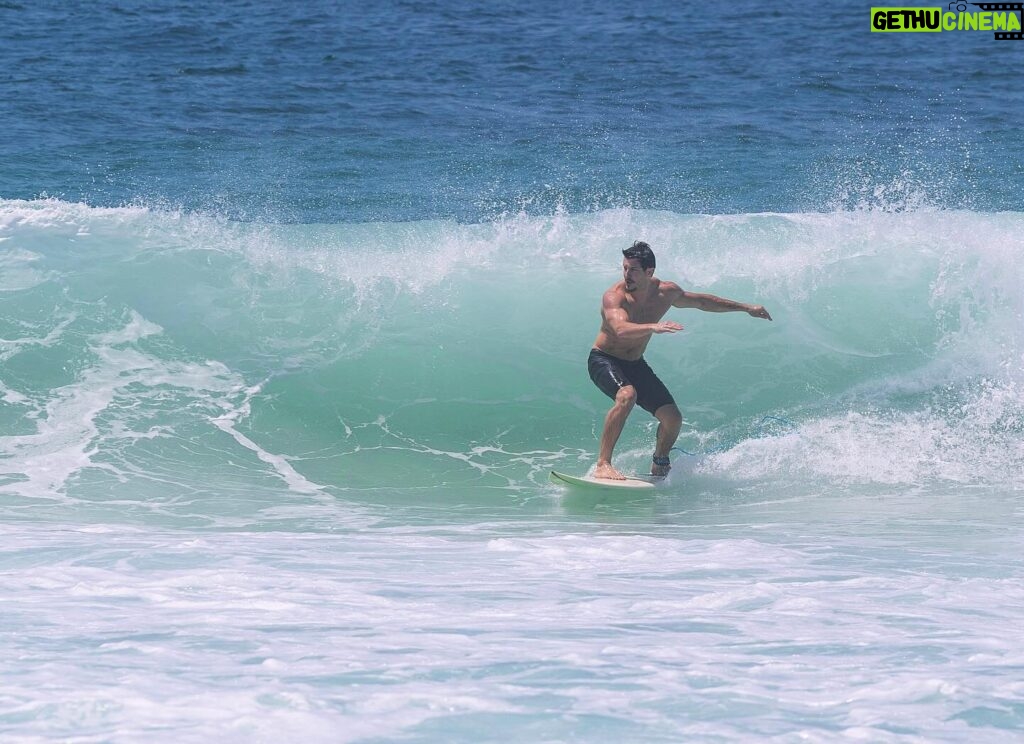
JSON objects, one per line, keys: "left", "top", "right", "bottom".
{"left": 5, "top": 0, "right": 1023, "bottom": 221}
{"left": 2, "top": 1, "right": 1023, "bottom": 741}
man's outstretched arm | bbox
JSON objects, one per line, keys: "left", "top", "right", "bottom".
{"left": 671, "top": 287, "right": 772, "bottom": 320}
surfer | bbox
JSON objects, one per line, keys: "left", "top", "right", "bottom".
{"left": 590, "top": 241, "right": 772, "bottom": 480}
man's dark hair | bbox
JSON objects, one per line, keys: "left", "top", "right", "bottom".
{"left": 622, "top": 240, "right": 655, "bottom": 270}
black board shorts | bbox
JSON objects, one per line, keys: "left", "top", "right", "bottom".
{"left": 588, "top": 348, "right": 676, "bottom": 415}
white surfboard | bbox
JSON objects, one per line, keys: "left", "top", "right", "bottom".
{"left": 549, "top": 470, "right": 658, "bottom": 491}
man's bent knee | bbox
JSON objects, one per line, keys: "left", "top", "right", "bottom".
{"left": 614, "top": 386, "right": 637, "bottom": 409}
{"left": 655, "top": 403, "right": 682, "bottom": 427}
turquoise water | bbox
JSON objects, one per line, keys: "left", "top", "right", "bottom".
{"left": 3, "top": 0, "right": 1024, "bottom": 740}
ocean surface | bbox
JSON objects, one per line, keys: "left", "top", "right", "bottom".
{"left": 2, "top": 1, "right": 1023, "bottom": 741}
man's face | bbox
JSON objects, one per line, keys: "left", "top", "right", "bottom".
{"left": 622, "top": 258, "right": 651, "bottom": 292}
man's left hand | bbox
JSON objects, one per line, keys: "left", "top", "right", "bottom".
{"left": 747, "top": 305, "right": 772, "bottom": 321}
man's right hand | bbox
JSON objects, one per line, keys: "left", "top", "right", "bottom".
{"left": 653, "top": 321, "right": 684, "bottom": 334}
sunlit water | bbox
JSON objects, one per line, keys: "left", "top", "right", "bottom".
{"left": 2, "top": 0, "right": 1023, "bottom": 740}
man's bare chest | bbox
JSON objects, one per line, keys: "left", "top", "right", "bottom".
{"left": 623, "top": 297, "right": 671, "bottom": 324}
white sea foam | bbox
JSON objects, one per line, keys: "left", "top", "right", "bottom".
{"left": 1, "top": 524, "right": 1021, "bottom": 741}
{"left": 702, "top": 372, "right": 1024, "bottom": 490}
{"left": 0, "top": 196, "right": 149, "bottom": 231}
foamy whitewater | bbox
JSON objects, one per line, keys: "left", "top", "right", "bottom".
{"left": 3, "top": 0, "right": 1024, "bottom": 740}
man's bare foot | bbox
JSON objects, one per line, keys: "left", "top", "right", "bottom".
{"left": 594, "top": 462, "right": 627, "bottom": 480}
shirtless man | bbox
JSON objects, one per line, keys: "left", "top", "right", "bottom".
{"left": 589, "top": 241, "right": 772, "bottom": 480}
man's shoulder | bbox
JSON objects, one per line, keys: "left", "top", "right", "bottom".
{"left": 603, "top": 282, "right": 628, "bottom": 304}
{"left": 658, "top": 280, "right": 685, "bottom": 297}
